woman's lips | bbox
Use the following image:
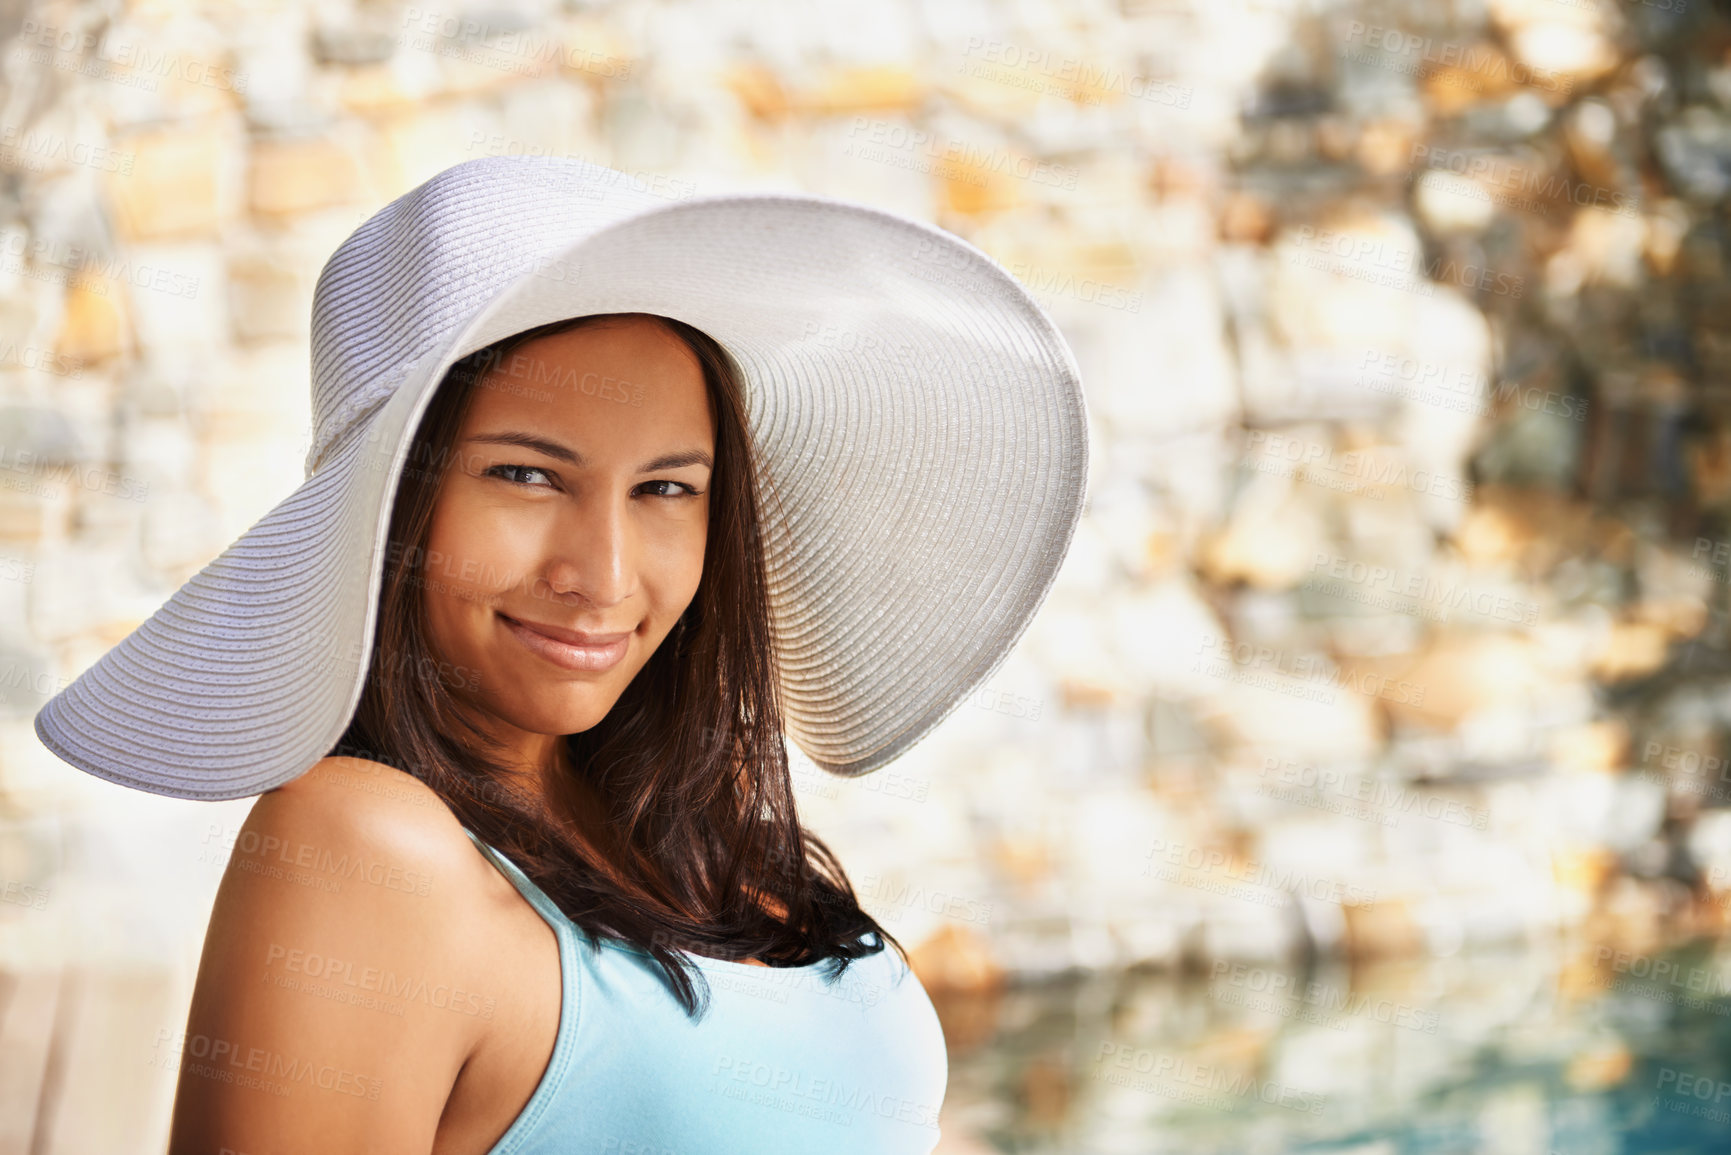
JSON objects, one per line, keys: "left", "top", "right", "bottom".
{"left": 499, "top": 614, "right": 630, "bottom": 673}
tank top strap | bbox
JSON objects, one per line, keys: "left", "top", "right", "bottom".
{"left": 462, "top": 827, "right": 577, "bottom": 941}
{"left": 459, "top": 826, "right": 591, "bottom": 1150}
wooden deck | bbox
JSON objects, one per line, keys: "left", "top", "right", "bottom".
{"left": 0, "top": 965, "right": 183, "bottom": 1155}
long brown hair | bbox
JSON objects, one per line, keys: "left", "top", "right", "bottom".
{"left": 329, "top": 312, "right": 903, "bottom": 1018}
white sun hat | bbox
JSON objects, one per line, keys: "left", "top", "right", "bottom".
{"left": 32, "top": 155, "right": 1090, "bottom": 801}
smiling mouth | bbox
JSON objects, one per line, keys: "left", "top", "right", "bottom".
{"left": 498, "top": 613, "right": 632, "bottom": 673}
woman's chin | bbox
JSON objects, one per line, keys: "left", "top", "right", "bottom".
{"left": 486, "top": 698, "right": 621, "bottom": 736}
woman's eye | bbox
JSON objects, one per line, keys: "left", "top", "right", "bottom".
{"left": 486, "top": 464, "right": 555, "bottom": 488}
{"left": 640, "top": 480, "right": 703, "bottom": 499}
{"left": 484, "top": 465, "right": 700, "bottom": 498}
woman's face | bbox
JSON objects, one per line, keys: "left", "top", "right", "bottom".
{"left": 420, "top": 315, "right": 715, "bottom": 749}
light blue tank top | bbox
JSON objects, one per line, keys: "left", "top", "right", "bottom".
{"left": 462, "top": 827, "right": 950, "bottom": 1154}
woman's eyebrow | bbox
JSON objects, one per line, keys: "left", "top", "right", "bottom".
{"left": 465, "top": 431, "right": 712, "bottom": 473}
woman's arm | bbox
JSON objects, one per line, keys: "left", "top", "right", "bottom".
{"left": 166, "top": 759, "right": 492, "bottom": 1155}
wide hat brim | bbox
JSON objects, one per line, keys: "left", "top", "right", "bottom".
{"left": 34, "top": 168, "right": 1089, "bottom": 801}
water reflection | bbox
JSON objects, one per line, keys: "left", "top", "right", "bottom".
{"left": 934, "top": 939, "right": 1731, "bottom": 1154}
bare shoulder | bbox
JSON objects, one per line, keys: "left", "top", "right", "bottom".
{"left": 165, "top": 756, "right": 508, "bottom": 1153}
{"left": 266, "top": 756, "right": 538, "bottom": 922}
{"left": 268, "top": 754, "right": 463, "bottom": 849}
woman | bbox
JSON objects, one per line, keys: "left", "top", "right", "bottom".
{"left": 33, "top": 156, "right": 1089, "bottom": 1153}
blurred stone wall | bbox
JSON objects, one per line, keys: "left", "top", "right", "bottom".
{"left": 1, "top": 0, "right": 1729, "bottom": 1015}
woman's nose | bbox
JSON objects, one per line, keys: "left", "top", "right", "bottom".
{"left": 538, "top": 492, "right": 634, "bottom": 608}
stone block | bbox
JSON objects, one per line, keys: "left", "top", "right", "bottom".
{"left": 247, "top": 133, "right": 363, "bottom": 217}
{"left": 104, "top": 121, "right": 241, "bottom": 242}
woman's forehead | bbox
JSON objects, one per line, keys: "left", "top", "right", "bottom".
{"left": 465, "top": 336, "right": 715, "bottom": 448}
